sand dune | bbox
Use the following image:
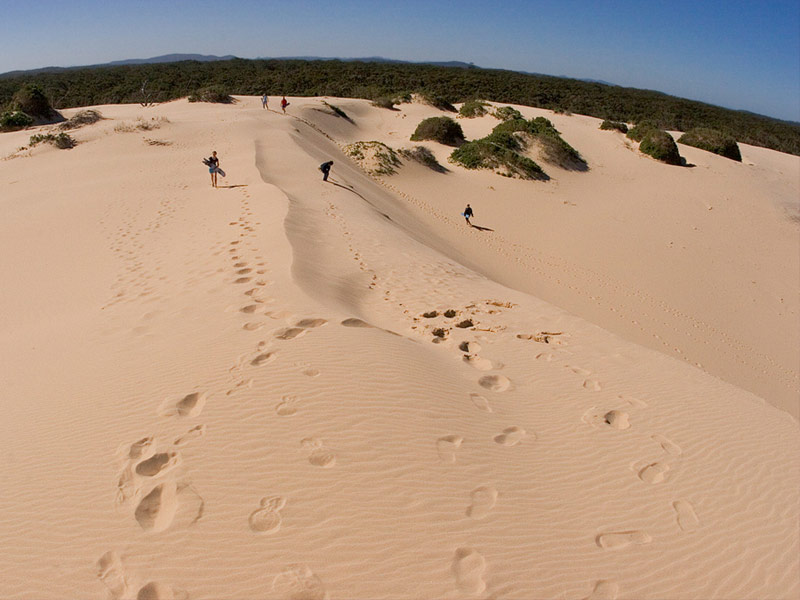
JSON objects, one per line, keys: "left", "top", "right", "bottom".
{"left": 0, "top": 95, "right": 797, "bottom": 599}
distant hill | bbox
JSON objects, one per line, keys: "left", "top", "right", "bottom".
{"left": 0, "top": 54, "right": 237, "bottom": 78}
{"left": 1, "top": 57, "right": 798, "bottom": 154}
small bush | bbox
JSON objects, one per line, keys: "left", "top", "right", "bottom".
{"left": 321, "top": 101, "right": 353, "bottom": 122}
{"left": 600, "top": 120, "right": 628, "bottom": 133}
{"left": 29, "top": 132, "right": 75, "bottom": 149}
{"left": 678, "top": 127, "right": 741, "bottom": 161}
{"left": 626, "top": 121, "right": 659, "bottom": 142}
{"left": 492, "top": 117, "right": 587, "bottom": 171}
{"left": 639, "top": 129, "right": 682, "bottom": 165}
{"left": 398, "top": 146, "right": 447, "bottom": 173}
{"left": 0, "top": 110, "right": 33, "bottom": 130}
{"left": 188, "top": 86, "right": 233, "bottom": 103}
{"left": 60, "top": 109, "right": 103, "bottom": 130}
{"left": 372, "top": 97, "right": 397, "bottom": 110}
{"left": 492, "top": 106, "right": 523, "bottom": 121}
{"left": 418, "top": 93, "right": 457, "bottom": 112}
{"left": 450, "top": 137, "right": 546, "bottom": 180}
{"left": 345, "top": 141, "right": 401, "bottom": 175}
{"left": 114, "top": 116, "right": 168, "bottom": 133}
{"left": 410, "top": 117, "right": 465, "bottom": 146}
{"left": 459, "top": 100, "right": 489, "bottom": 118}
{"left": 12, "top": 84, "right": 52, "bottom": 118}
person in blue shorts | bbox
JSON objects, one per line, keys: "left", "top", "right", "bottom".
{"left": 208, "top": 151, "right": 219, "bottom": 188}
{"left": 463, "top": 203, "right": 473, "bottom": 225}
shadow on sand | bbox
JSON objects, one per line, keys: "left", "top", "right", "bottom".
{"left": 327, "top": 180, "right": 368, "bottom": 201}
{"left": 217, "top": 184, "right": 249, "bottom": 189}
{"left": 470, "top": 224, "right": 494, "bottom": 232}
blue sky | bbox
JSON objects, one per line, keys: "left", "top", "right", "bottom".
{"left": 1, "top": 0, "right": 798, "bottom": 121}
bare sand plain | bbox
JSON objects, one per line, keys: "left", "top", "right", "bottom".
{"left": 0, "top": 96, "right": 797, "bottom": 599}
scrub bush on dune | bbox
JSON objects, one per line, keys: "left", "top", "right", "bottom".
{"left": 410, "top": 117, "right": 465, "bottom": 146}
{"left": 0, "top": 110, "right": 33, "bottom": 130}
{"left": 678, "top": 127, "right": 741, "bottom": 161}
{"left": 600, "top": 120, "right": 628, "bottom": 133}
{"left": 459, "top": 100, "right": 489, "bottom": 118}
{"left": 638, "top": 129, "right": 682, "bottom": 165}
{"left": 188, "top": 86, "right": 234, "bottom": 103}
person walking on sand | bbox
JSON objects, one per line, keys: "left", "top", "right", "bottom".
{"left": 281, "top": 96, "right": 288, "bottom": 113}
{"left": 319, "top": 161, "right": 334, "bottom": 182}
{"left": 208, "top": 151, "right": 220, "bottom": 188}
{"left": 261, "top": 94, "right": 268, "bottom": 109}
{"left": 463, "top": 203, "right": 473, "bottom": 226}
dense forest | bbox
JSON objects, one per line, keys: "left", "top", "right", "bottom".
{"left": 1, "top": 58, "right": 798, "bottom": 155}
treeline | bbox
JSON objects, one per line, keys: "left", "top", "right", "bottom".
{"left": 1, "top": 58, "right": 798, "bottom": 155}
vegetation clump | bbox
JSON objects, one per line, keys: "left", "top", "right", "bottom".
{"left": 493, "top": 116, "right": 587, "bottom": 171}
{"left": 678, "top": 127, "right": 741, "bottom": 161}
{"left": 450, "top": 130, "right": 546, "bottom": 180}
{"left": 398, "top": 146, "right": 447, "bottom": 173}
{"left": 0, "top": 110, "right": 34, "bottom": 131}
{"left": 600, "top": 119, "right": 628, "bottom": 133}
{"left": 188, "top": 86, "right": 233, "bottom": 103}
{"left": 345, "top": 141, "right": 401, "bottom": 176}
{"left": 492, "top": 106, "right": 523, "bottom": 121}
{"left": 417, "top": 93, "right": 457, "bottom": 112}
{"left": 626, "top": 121, "right": 659, "bottom": 142}
{"left": 29, "top": 132, "right": 75, "bottom": 149}
{"left": 59, "top": 109, "right": 103, "bottom": 130}
{"left": 459, "top": 100, "right": 489, "bottom": 118}
{"left": 372, "top": 96, "right": 397, "bottom": 110}
{"left": 319, "top": 101, "right": 353, "bottom": 122}
{"left": 12, "top": 83, "right": 53, "bottom": 118}
{"left": 637, "top": 128, "right": 682, "bottom": 165}
{"left": 410, "top": 116, "right": 465, "bottom": 146}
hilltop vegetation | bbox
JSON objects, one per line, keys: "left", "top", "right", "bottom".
{"left": 1, "top": 58, "right": 798, "bottom": 155}
{"left": 678, "top": 128, "right": 742, "bottom": 161}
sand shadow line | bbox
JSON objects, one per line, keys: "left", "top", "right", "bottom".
{"left": 470, "top": 224, "right": 494, "bottom": 232}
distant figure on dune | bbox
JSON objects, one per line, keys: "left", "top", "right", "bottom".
{"left": 319, "top": 161, "right": 334, "bottom": 182}
{"left": 281, "top": 96, "right": 289, "bottom": 113}
{"left": 463, "top": 203, "right": 473, "bottom": 226}
{"left": 261, "top": 94, "right": 268, "bottom": 109}
{"left": 205, "top": 151, "right": 220, "bottom": 188}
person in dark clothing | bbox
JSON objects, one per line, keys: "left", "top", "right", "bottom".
{"left": 320, "top": 161, "right": 334, "bottom": 181}
{"left": 208, "top": 151, "right": 220, "bottom": 188}
{"left": 463, "top": 203, "right": 473, "bottom": 225}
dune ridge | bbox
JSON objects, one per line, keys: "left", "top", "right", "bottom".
{"left": 0, "top": 96, "right": 797, "bottom": 598}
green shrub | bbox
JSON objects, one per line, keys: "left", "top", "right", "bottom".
{"left": 491, "top": 117, "right": 587, "bottom": 171}
{"left": 345, "top": 141, "right": 401, "bottom": 175}
{"left": 398, "top": 146, "right": 447, "bottom": 172}
{"left": 459, "top": 100, "right": 489, "bottom": 118}
{"left": 29, "top": 132, "right": 75, "bottom": 149}
{"left": 639, "top": 129, "right": 681, "bottom": 165}
{"left": 450, "top": 136, "right": 546, "bottom": 180}
{"left": 492, "top": 106, "right": 523, "bottom": 121}
{"left": 59, "top": 109, "right": 103, "bottom": 130}
{"left": 188, "top": 86, "right": 233, "bottom": 103}
{"left": 678, "top": 127, "right": 741, "bottom": 161}
{"left": 419, "top": 93, "right": 456, "bottom": 112}
{"left": 321, "top": 101, "right": 353, "bottom": 122}
{"left": 0, "top": 110, "right": 33, "bottom": 130}
{"left": 12, "top": 84, "right": 51, "bottom": 118}
{"left": 410, "top": 117, "right": 465, "bottom": 146}
{"left": 372, "top": 96, "right": 397, "bottom": 110}
{"left": 600, "top": 120, "right": 628, "bottom": 133}
{"left": 626, "top": 121, "right": 659, "bottom": 142}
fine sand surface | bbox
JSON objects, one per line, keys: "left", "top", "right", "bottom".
{"left": 0, "top": 96, "right": 797, "bottom": 599}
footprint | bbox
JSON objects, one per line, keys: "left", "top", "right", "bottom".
{"left": 301, "top": 438, "right": 336, "bottom": 468}
{"left": 174, "top": 425, "right": 206, "bottom": 446}
{"left": 466, "top": 486, "right": 497, "bottom": 519}
{"left": 638, "top": 461, "right": 670, "bottom": 484}
{"left": 251, "top": 351, "right": 277, "bottom": 366}
{"left": 673, "top": 500, "right": 700, "bottom": 531}
{"left": 243, "top": 321, "right": 264, "bottom": 331}
{"left": 128, "top": 436, "right": 154, "bottom": 460}
{"left": 463, "top": 355, "right": 495, "bottom": 371}
{"left": 275, "top": 327, "right": 307, "bottom": 340}
{"left": 276, "top": 396, "right": 298, "bottom": 416}
{"left": 570, "top": 366, "right": 592, "bottom": 376}
{"left": 137, "top": 582, "right": 186, "bottom": 600}
{"left": 459, "top": 341, "right": 482, "bottom": 353}
{"left": 652, "top": 434, "right": 682, "bottom": 456}
{"left": 469, "top": 393, "right": 492, "bottom": 413}
{"left": 272, "top": 565, "right": 327, "bottom": 600}
{"left": 135, "top": 481, "right": 178, "bottom": 532}
{"left": 494, "top": 426, "right": 527, "bottom": 446}
{"left": 436, "top": 435, "right": 463, "bottom": 463}
{"left": 175, "top": 392, "right": 205, "bottom": 417}
{"left": 583, "top": 378, "right": 602, "bottom": 391}
{"left": 302, "top": 367, "right": 320, "bottom": 378}
{"left": 478, "top": 374, "right": 511, "bottom": 392}
{"left": 97, "top": 551, "right": 129, "bottom": 598}
{"left": 240, "top": 304, "right": 261, "bottom": 314}
{"left": 295, "top": 318, "right": 328, "bottom": 328}
{"left": 234, "top": 277, "right": 252, "bottom": 284}
{"left": 136, "top": 452, "right": 179, "bottom": 477}
{"left": 452, "top": 547, "right": 486, "bottom": 595}
{"left": 603, "top": 410, "right": 630, "bottom": 430}
{"left": 583, "top": 579, "right": 619, "bottom": 600}
{"left": 341, "top": 317, "right": 373, "bottom": 328}
{"left": 535, "top": 351, "right": 556, "bottom": 361}
{"left": 249, "top": 496, "right": 286, "bottom": 534}
{"left": 596, "top": 530, "right": 651, "bottom": 550}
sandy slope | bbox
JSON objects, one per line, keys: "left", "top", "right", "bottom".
{"left": 0, "top": 96, "right": 797, "bottom": 599}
